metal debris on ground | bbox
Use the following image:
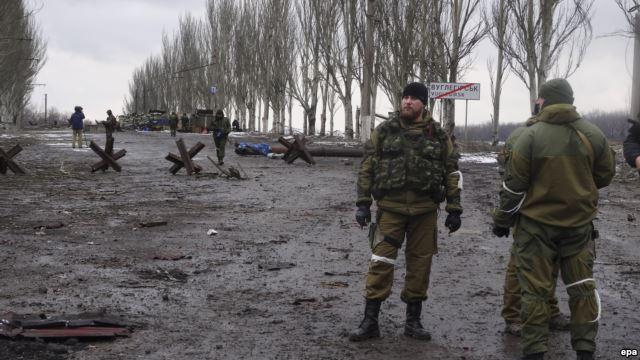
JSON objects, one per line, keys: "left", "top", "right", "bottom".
{"left": 320, "top": 281, "right": 349, "bottom": 288}
{"left": 33, "top": 222, "right": 65, "bottom": 230}
{"left": 90, "top": 138, "right": 127, "bottom": 173}
{"left": 292, "top": 298, "right": 317, "bottom": 305}
{"left": 0, "top": 144, "right": 26, "bottom": 175}
{"left": 258, "top": 262, "right": 296, "bottom": 271}
{"left": 0, "top": 312, "right": 131, "bottom": 339}
{"left": 207, "top": 156, "right": 248, "bottom": 180}
{"left": 138, "top": 220, "right": 168, "bottom": 228}
{"left": 207, "top": 229, "right": 218, "bottom": 236}
{"left": 165, "top": 139, "right": 204, "bottom": 175}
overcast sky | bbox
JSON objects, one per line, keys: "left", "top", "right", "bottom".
{"left": 30, "top": 0, "right": 633, "bottom": 130}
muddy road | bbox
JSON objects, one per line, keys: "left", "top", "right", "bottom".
{"left": 0, "top": 129, "right": 638, "bottom": 359}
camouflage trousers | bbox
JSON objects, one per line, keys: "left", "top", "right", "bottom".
{"left": 501, "top": 251, "right": 561, "bottom": 324}
{"left": 214, "top": 137, "right": 227, "bottom": 161}
{"left": 513, "top": 216, "right": 598, "bottom": 355}
{"left": 365, "top": 209, "right": 437, "bottom": 302}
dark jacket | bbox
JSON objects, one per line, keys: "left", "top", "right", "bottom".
{"left": 69, "top": 111, "right": 85, "bottom": 130}
{"left": 623, "top": 123, "right": 640, "bottom": 168}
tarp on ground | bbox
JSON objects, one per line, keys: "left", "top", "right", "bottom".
{"left": 234, "top": 143, "right": 271, "bottom": 156}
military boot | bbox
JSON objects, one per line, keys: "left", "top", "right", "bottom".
{"left": 549, "top": 313, "right": 570, "bottom": 331}
{"left": 404, "top": 301, "right": 431, "bottom": 340}
{"left": 348, "top": 299, "right": 381, "bottom": 341}
{"left": 521, "top": 352, "right": 544, "bottom": 360}
{"left": 576, "top": 351, "right": 594, "bottom": 360}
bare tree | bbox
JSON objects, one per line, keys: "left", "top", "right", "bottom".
{"left": 428, "top": 0, "right": 486, "bottom": 135}
{"left": 486, "top": 0, "right": 509, "bottom": 145}
{"left": 321, "top": 0, "right": 358, "bottom": 139}
{"left": 0, "top": 0, "right": 46, "bottom": 127}
{"left": 503, "top": 0, "right": 594, "bottom": 111}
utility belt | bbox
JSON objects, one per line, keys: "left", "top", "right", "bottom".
{"left": 371, "top": 184, "right": 446, "bottom": 204}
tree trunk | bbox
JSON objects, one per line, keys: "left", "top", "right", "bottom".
{"left": 360, "top": 0, "right": 376, "bottom": 142}
{"left": 262, "top": 98, "right": 269, "bottom": 133}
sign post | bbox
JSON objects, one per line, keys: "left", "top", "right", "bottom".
{"left": 429, "top": 82, "right": 481, "bottom": 140}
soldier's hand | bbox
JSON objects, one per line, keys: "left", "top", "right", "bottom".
{"left": 355, "top": 205, "right": 371, "bottom": 228}
{"left": 444, "top": 211, "right": 461, "bottom": 233}
{"left": 492, "top": 225, "right": 510, "bottom": 238}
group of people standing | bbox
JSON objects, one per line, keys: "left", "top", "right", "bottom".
{"left": 350, "top": 80, "right": 625, "bottom": 360}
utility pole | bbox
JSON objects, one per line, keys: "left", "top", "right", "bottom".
{"left": 44, "top": 93, "right": 47, "bottom": 126}
{"left": 360, "top": 0, "right": 376, "bottom": 143}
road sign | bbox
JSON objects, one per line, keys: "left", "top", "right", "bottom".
{"left": 209, "top": 86, "right": 217, "bottom": 95}
{"left": 429, "top": 82, "right": 480, "bottom": 100}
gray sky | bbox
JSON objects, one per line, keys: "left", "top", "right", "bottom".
{"left": 30, "top": 0, "right": 633, "bottom": 130}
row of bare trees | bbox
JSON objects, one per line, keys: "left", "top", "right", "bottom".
{"left": 486, "top": 0, "right": 594, "bottom": 144}
{"left": 0, "top": 0, "right": 46, "bottom": 127}
{"left": 124, "top": 0, "right": 595, "bottom": 140}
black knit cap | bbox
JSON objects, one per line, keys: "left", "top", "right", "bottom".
{"left": 216, "top": 109, "right": 224, "bottom": 117}
{"left": 402, "top": 82, "right": 429, "bottom": 105}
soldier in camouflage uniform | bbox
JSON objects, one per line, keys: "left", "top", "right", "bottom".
{"left": 101, "top": 110, "right": 117, "bottom": 141}
{"left": 169, "top": 112, "right": 178, "bottom": 137}
{"left": 492, "top": 79, "right": 616, "bottom": 360}
{"left": 212, "top": 109, "right": 231, "bottom": 165}
{"left": 349, "top": 82, "right": 463, "bottom": 342}
{"left": 499, "top": 118, "right": 570, "bottom": 337}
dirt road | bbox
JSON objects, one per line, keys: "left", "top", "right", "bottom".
{"left": 1, "top": 129, "right": 638, "bottom": 359}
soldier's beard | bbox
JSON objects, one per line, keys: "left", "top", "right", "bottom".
{"left": 400, "top": 107, "right": 422, "bottom": 122}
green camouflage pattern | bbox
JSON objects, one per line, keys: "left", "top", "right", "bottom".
{"left": 212, "top": 116, "right": 231, "bottom": 135}
{"left": 372, "top": 117, "right": 446, "bottom": 197}
{"left": 513, "top": 216, "right": 598, "bottom": 355}
{"left": 357, "top": 112, "right": 462, "bottom": 215}
{"left": 495, "top": 104, "right": 615, "bottom": 228}
{"left": 365, "top": 210, "right": 437, "bottom": 302}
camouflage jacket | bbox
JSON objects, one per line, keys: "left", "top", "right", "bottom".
{"left": 212, "top": 116, "right": 231, "bottom": 136}
{"left": 357, "top": 112, "right": 462, "bottom": 216}
{"left": 493, "top": 104, "right": 616, "bottom": 228}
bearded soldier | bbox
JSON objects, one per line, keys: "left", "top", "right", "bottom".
{"left": 350, "top": 82, "right": 463, "bottom": 342}
{"left": 492, "top": 79, "right": 615, "bottom": 360}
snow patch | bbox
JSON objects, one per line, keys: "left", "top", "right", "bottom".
{"left": 460, "top": 153, "right": 498, "bottom": 164}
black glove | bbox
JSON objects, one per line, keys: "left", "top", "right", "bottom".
{"left": 492, "top": 225, "right": 510, "bottom": 238}
{"left": 444, "top": 212, "right": 461, "bottom": 233}
{"left": 355, "top": 205, "right": 371, "bottom": 228}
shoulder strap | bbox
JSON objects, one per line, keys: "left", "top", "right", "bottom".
{"left": 567, "top": 123, "right": 594, "bottom": 169}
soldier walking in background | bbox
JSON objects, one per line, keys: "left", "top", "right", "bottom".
{"left": 623, "top": 118, "right": 640, "bottom": 173}
{"left": 101, "top": 109, "right": 117, "bottom": 141}
{"left": 69, "top": 106, "right": 85, "bottom": 149}
{"left": 181, "top": 113, "right": 190, "bottom": 131}
{"left": 169, "top": 112, "right": 178, "bottom": 137}
{"left": 350, "top": 82, "right": 463, "bottom": 342}
{"left": 211, "top": 109, "right": 231, "bottom": 165}
{"left": 492, "top": 79, "right": 616, "bottom": 360}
